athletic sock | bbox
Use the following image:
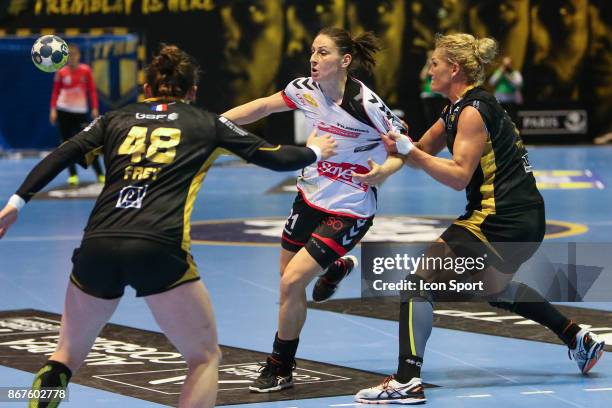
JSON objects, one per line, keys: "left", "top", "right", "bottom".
{"left": 271, "top": 332, "right": 299, "bottom": 374}
{"left": 397, "top": 355, "right": 423, "bottom": 383}
{"left": 30, "top": 360, "right": 72, "bottom": 408}
{"left": 396, "top": 298, "right": 433, "bottom": 383}
{"left": 561, "top": 320, "right": 582, "bottom": 349}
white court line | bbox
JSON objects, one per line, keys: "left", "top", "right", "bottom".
{"left": 457, "top": 394, "right": 492, "bottom": 398}
{"left": 521, "top": 390, "right": 555, "bottom": 395}
{"left": 332, "top": 314, "right": 585, "bottom": 408}
{"left": 226, "top": 275, "right": 279, "bottom": 295}
{"left": 584, "top": 387, "right": 612, "bottom": 392}
{"left": 329, "top": 404, "right": 362, "bottom": 407}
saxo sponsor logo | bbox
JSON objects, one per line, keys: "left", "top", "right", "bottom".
{"left": 317, "top": 161, "right": 370, "bottom": 191}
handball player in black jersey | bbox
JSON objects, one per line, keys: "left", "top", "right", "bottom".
{"left": 0, "top": 45, "right": 336, "bottom": 408}
{"left": 353, "top": 33, "right": 605, "bottom": 404}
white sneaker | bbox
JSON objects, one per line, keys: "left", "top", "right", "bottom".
{"left": 569, "top": 328, "right": 605, "bottom": 374}
{"left": 355, "top": 375, "right": 426, "bottom": 405}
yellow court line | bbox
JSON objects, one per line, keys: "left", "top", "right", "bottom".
{"left": 188, "top": 217, "right": 588, "bottom": 246}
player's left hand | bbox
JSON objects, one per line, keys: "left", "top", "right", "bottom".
{"left": 352, "top": 158, "right": 388, "bottom": 186}
{"left": 0, "top": 204, "right": 18, "bottom": 239}
{"left": 91, "top": 108, "right": 99, "bottom": 119}
{"left": 384, "top": 131, "right": 414, "bottom": 156}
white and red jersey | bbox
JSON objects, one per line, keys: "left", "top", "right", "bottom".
{"left": 282, "top": 77, "right": 406, "bottom": 218}
{"left": 50, "top": 64, "right": 98, "bottom": 114}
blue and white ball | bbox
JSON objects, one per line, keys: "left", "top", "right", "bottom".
{"left": 31, "top": 35, "right": 69, "bottom": 73}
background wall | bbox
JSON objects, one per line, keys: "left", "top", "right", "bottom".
{"left": 0, "top": 0, "right": 610, "bottom": 147}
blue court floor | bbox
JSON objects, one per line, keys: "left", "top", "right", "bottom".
{"left": 0, "top": 145, "right": 611, "bottom": 407}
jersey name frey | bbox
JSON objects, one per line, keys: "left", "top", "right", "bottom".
{"left": 283, "top": 77, "right": 392, "bottom": 217}
{"left": 66, "top": 100, "right": 266, "bottom": 247}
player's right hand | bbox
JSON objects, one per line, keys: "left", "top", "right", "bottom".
{"left": 307, "top": 130, "right": 337, "bottom": 160}
{"left": 0, "top": 204, "right": 18, "bottom": 239}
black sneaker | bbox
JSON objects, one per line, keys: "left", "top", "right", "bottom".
{"left": 312, "top": 255, "right": 358, "bottom": 303}
{"left": 249, "top": 357, "right": 295, "bottom": 393}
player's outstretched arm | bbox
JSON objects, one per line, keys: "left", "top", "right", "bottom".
{"left": 216, "top": 117, "right": 336, "bottom": 172}
{"left": 222, "top": 92, "right": 292, "bottom": 125}
{"left": 0, "top": 141, "right": 85, "bottom": 238}
{"left": 249, "top": 130, "right": 336, "bottom": 171}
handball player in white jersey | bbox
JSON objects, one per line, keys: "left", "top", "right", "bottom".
{"left": 223, "top": 27, "right": 408, "bottom": 392}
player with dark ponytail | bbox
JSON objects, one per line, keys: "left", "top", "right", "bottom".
{"left": 223, "top": 27, "right": 408, "bottom": 393}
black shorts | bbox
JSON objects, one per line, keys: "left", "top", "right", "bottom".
{"left": 70, "top": 237, "right": 199, "bottom": 299}
{"left": 281, "top": 193, "right": 373, "bottom": 268}
{"left": 441, "top": 205, "right": 546, "bottom": 273}
{"left": 57, "top": 110, "right": 89, "bottom": 142}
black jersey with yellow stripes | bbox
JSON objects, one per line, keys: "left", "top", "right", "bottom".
{"left": 442, "top": 87, "right": 543, "bottom": 213}
{"left": 68, "top": 99, "right": 266, "bottom": 250}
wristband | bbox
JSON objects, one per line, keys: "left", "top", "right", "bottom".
{"left": 7, "top": 194, "right": 25, "bottom": 211}
{"left": 307, "top": 145, "right": 322, "bottom": 162}
{"left": 395, "top": 134, "right": 414, "bottom": 155}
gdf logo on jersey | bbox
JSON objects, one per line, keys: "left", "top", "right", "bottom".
{"left": 135, "top": 112, "right": 179, "bottom": 121}
{"left": 116, "top": 185, "right": 148, "bottom": 209}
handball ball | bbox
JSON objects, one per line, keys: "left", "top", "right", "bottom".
{"left": 31, "top": 35, "right": 69, "bottom": 73}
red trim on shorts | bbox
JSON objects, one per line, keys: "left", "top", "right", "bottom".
{"left": 281, "top": 91, "right": 298, "bottom": 110}
{"left": 296, "top": 187, "right": 370, "bottom": 220}
{"left": 311, "top": 233, "right": 347, "bottom": 256}
{"left": 282, "top": 234, "right": 305, "bottom": 247}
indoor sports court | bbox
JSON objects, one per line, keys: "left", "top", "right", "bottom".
{"left": 1, "top": 0, "right": 610, "bottom": 407}
{"left": 0, "top": 144, "right": 610, "bottom": 407}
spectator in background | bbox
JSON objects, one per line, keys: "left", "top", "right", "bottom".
{"left": 420, "top": 50, "right": 449, "bottom": 129}
{"left": 50, "top": 43, "right": 105, "bottom": 186}
{"left": 489, "top": 56, "right": 523, "bottom": 123}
